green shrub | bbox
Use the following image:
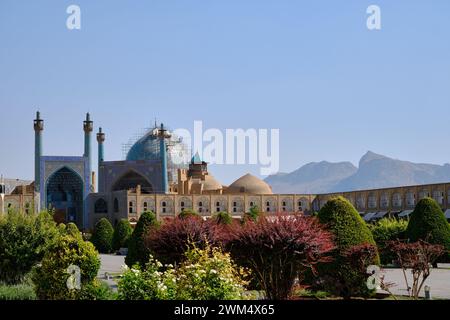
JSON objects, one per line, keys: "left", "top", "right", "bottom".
{"left": 90, "top": 218, "right": 114, "bottom": 253}
{"left": 32, "top": 235, "right": 101, "bottom": 300}
{"left": 0, "top": 210, "right": 59, "bottom": 284}
{"left": 66, "top": 222, "right": 82, "bottom": 239}
{"left": 406, "top": 198, "right": 450, "bottom": 261}
{"left": 118, "top": 243, "right": 248, "bottom": 300}
{"left": 0, "top": 282, "right": 36, "bottom": 300}
{"left": 212, "top": 211, "right": 232, "bottom": 225}
{"left": 178, "top": 209, "right": 200, "bottom": 219}
{"left": 78, "top": 279, "right": 117, "bottom": 300}
{"left": 243, "top": 205, "right": 262, "bottom": 223}
{"left": 125, "top": 211, "right": 160, "bottom": 268}
{"left": 317, "top": 197, "right": 379, "bottom": 298}
{"left": 369, "top": 218, "right": 408, "bottom": 265}
{"left": 112, "top": 219, "right": 133, "bottom": 251}
{"left": 175, "top": 244, "right": 248, "bottom": 300}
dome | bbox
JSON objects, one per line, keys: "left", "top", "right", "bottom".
{"left": 126, "top": 132, "right": 161, "bottom": 161}
{"left": 227, "top": 173, "right": 273, "bottom": 194}
{"left": 202, "top": 175, "right": 222, "bottom": 191}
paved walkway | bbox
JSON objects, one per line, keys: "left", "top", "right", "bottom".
{"left": 380, "top": 265, "right": 450, "bottom": 299}
{"left": 98, "top": 254, "right": 125, "bottom": 291}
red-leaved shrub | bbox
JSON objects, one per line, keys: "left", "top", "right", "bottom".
{"left": 227, "top": 214, "right": 335, "bottom": 300}
{"left": 145, "top": 216, "right": 228, "bottom": 265}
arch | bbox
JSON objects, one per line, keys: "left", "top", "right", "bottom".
{"left": 46, "top": 166, "right": 84, "bottom": 225}
{"left": 94, "top": 198, "right": 108, "bottom": 214}
{"left": 112, "top": 170, "right": 153, "bottom": 193}
{"left": 114, "top": 198, "right": 119, "bottom": 212}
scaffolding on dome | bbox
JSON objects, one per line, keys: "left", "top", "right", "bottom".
{"left": 121, "top": 123, "right": 191, "bottom": 184}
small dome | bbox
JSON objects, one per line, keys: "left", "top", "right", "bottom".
{"left": 227, "top": 173, "right": 273, "bottom": 194}
{"left": 202, "top": 175, "right": 222, "bottom": 191}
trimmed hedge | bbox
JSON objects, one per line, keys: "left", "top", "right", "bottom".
{"left": 317, "top": 196, "right": 380, "bottom": 298}
{"left": 125, "top": 211, "right": 159, "bottom": 268}
{"left": 112, "top": 219, "right": 133, "bottom": 251}
{"left": 90, "top": 218, "right": 114, "bottom": 253}
{"left": 406, "top": 198, "right": 450, "bottom": 261}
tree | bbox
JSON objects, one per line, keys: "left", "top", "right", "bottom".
{"left": 0, "top": 210, "right": 59, "bottom": 284}
{"left": 390, "top": 240, "right": 445, "bottom": 299}
{"left": 406, "top": 198, "right": 450, "bottom": 261}
{"left": 32, "top": 235, "right": 101, "bottom": 300}
{"left": 317, "top": 197, "right": 380, "bottom": 298}
{"left": 112, "top": 219, "right": 133, "bottom": 251}
{"left": 90, "top": 218, "right": 114, "bottom": 253}
{"left": 125, "top": 211, "right": 159, "bottom": 268}
{"left": 228, "top": 214, "right": 335, "bottom": 300}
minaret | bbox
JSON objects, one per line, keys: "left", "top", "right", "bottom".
{"left": 157, "top": 123, "right": 169, "bottom": 193}
{"left": 96, "top": 127, "right": 105, "bottom": 191}
{"left": 83, "top": 113, "right": 93, "bottom": 187}
{"left": 33, "top": 111, "right": 44, "bottom": 192}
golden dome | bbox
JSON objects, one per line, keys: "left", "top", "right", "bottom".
{"left": 227, "top": 173, "right": 273, "bottom": 194}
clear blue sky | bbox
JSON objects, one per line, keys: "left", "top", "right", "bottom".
{"left": 1, "top": 0, "right": 449, "bottom": 185}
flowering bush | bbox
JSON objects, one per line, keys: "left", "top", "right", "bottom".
{"left": 118, "top": 258, "right": 177, "bottom": 300}
{"left": 118, "top": 243, "right": 248, "bottom": 300}
{"left": 175, "top": 244, "right": 248, "bottom": 300}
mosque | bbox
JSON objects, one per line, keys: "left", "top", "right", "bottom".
{"left": 0, "top": 112, "right": 450, "bottom": 230}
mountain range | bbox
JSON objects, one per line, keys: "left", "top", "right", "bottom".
{"left": 265, "top": 151, "right": 450, "bottom": 194}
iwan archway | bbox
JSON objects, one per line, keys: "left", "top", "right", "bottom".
{"left": 46, "top": 167, "right": 84, "bottom": 226}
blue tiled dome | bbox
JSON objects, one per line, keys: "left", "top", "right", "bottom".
{"left": 126, "top": 133, "right": 161, "bottom": 161}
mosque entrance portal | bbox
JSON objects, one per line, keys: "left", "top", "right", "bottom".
{"left": 112, "top": 170, "right": 153, "bottom": 193}
{"left": 46, "top": 167, "right": 84, "bottom": 226}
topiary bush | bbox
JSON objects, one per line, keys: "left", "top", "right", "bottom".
{"left": 90, "top": 218, "right": 114, "bottom": 253}
{"left": 31, "top": 235, "right": 101, "bottom": 300}
{"left": 369, "top": 218, "right": 408, "bottom": 265}
{"left": 112, "top": 219, "right": 133, "bottom": 251}
{"left": 317, "top": 196, "right": 380, "bottom": 298}
{"left": 0, "top": 210, "right": 59, "bottom": 284}
{"left": 125, "top": 211, "right": 160, "bottom": 268}
{"left": 406, "top": 198, "right": 450, "bottom": 261}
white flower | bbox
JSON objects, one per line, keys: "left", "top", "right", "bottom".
{"left": 121, "top": 264, "right": 129, "bottom": 271}
{"left": 210, "top": 269, "right": 217, "bottom": 274}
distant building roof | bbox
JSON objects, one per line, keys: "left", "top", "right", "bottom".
{"left": 2, "top": 179, "right": 33, "bottom": 195}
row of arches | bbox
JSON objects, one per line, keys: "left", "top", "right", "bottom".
{"left": 93, "top": 196, "right": 311, "bottom": 215}
{"left": 318, "top": 189, "right": 450, "bottom": 211}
